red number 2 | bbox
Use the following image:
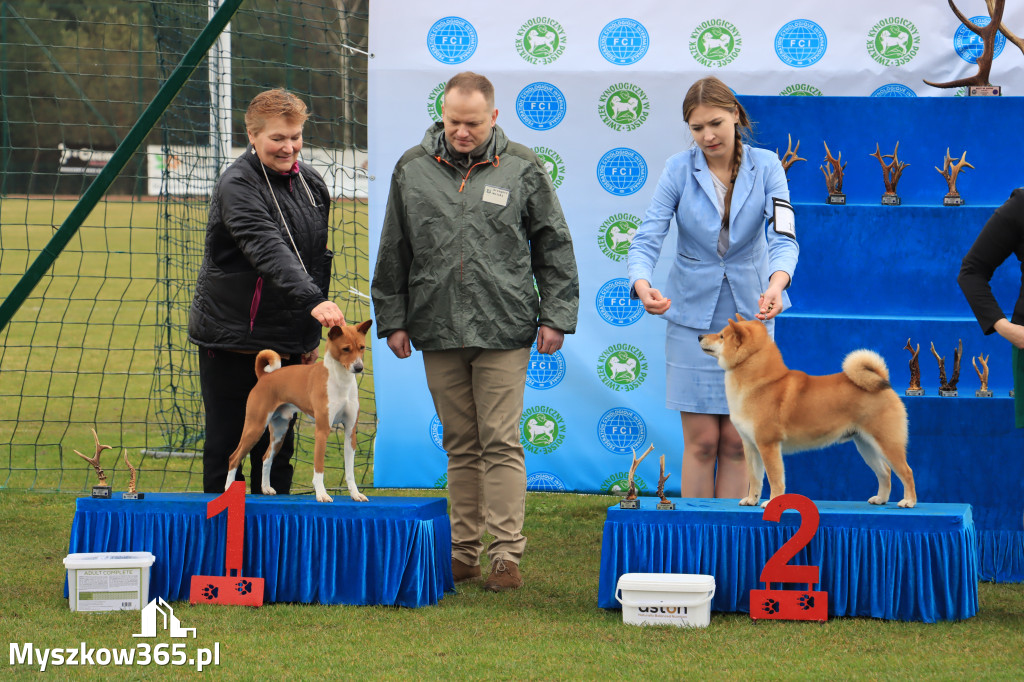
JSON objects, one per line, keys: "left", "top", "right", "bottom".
{"left": 759, "top": 493, "right": 820, "bottom": 587}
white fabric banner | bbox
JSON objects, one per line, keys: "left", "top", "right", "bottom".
{"left": 367, "top": 0, "right": 1023, "bottom": 494}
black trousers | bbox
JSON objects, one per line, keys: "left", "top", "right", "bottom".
{"left": 199, "top": 348, "right": 299, "bottom": 495}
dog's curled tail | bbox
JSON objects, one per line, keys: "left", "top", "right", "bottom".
{"left": 254, "top": 349, "right": 283, "bottom": 378}
{"left": 842, "top": 349, "right": 891, "bottom": 392}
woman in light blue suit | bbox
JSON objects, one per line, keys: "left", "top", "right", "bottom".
{"left": 627, "top": 77, "right": 798, "bottom": 499}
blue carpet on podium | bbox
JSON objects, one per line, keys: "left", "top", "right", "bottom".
{"left": 598, "top": 498, "right": 978, "bottom": 623}
{"left": 65, "top": 493, "right": 454, "bottom": 608}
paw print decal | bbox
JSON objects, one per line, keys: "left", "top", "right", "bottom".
{"left": 761, "top": 598, "right": 780, "bottom": 614}
{"left": 799, "top": 594, "right": 815, "bottom": 610}
{"left": 201, "top": 584, "right": 219, "bottom": 600}
{"left": 236, "top": 579, "right": 252, "bottom": 595}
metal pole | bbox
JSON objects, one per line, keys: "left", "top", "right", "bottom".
{"left": 0, "top": 0, "right": 246, "bottom": 333}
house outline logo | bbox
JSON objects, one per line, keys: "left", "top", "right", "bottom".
{"left": 134, "top": 597, "right": 197, "bottom": 638}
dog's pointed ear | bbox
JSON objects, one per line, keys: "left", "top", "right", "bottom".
{"left": 357, "top": 319, "right": 373, "bottom": 335}
{"left": 328, "top": 325, "right": 343, "bottom": 340}
{"left": 735, "top": 313, "right": 746, "bottom": 322}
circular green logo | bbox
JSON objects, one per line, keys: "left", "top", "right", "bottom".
{"left": 598, "top": 83, "right": 649, "bottom": 132}
{"left": 517, "top": 17, "right": 567, "bottom": 65}
{"left": 520, "top": 406, "right": 566, "bottom": 455}
{"left": 533, "top": 146, "right": 565, "bottom": 189}
{"left": 602, "top": 471, "right": 648, "bottom": 495}
{"left": 866, "top": 18, "right": 920, "bottom": 66}
{"left": 780, "top": 84, "right": 823, "bottom": 96}
{"left": 690, "top": 19, "right": 742, "bottom": 67}
{"left": 598, "top": 212, "right": 640, "bottom": 261}
{"left": 598, "top": 344, "right": 647, "bottom": 392}
{"left": 426, "top": 81, "right": 445, "bottom": 122}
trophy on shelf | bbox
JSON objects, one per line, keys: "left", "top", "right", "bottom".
{"left": 777, "top": 134, "right": 806, "bottom": 180}
{"left": 931, "top": 339, "right": 963, "bottom": 397}
{"left": 620, "top": 443, "right": 654, "bottom": 510}
{"left": 870, "top": 142, "right": 909, "bottom": 206}
{"left": 973, "top": 353, "right": 994, "bottom": 397}
{"left": 924, "top": 0, "right": 1009, "bottom": 96}
{"left": 904, "top": 339, "right": 925, "bottom": 396}
{"left": 655, "top": 454, "right": 675, "bottom": 510}
{"left": 74, "top": 428, "right": 113, "bottom": 498}
{"left": 122, "top": 450, "right": 144, "bottom": 500}
{"left": 936, "top": 149, "right": 973, "bottom": 206}
{"left": 821, "top": 141, "right": 847, "bottom": 205}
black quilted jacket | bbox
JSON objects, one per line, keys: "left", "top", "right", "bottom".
{"left": 188, "top": 145, "right": 332, "bottom": 354}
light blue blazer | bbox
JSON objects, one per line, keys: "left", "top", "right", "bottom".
{"left": 627, "top": 144, "right": 798, "bottom": 330}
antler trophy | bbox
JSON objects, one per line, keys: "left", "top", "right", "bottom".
{"left": 924, "top": 0, "right": 1009, "bottom": 96}
{"left": 905, "top": 339, "right": 925, "bottom": 396}
{"left": 936, "top": 148, "right": 974, "bottom": 206}
{"left": 931, "top": 339, "right": 963, "bottom": 396}
{"left": 620, "top": 443, "right": 654, "bottom": 509}
{"left": 871, "top": 142, "right": 909, "bottom": 205}
{"left": 655, "top": 454, "right": 675, "bottom": 510}
{"left": 74, "top": 428, "right": 113, "bottom": 498}
{"left": 973, "top": 353, "right": 993, "bottom": 397}
{"left": 122, "top": 449, "right": 144, "bottom": 499}
{"left": 821, "top": 141, "right": 847, "bottom": 205}
{"left": 777, "top": 134, "right": 806, "bottom": 180}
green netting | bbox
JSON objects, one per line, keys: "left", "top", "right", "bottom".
{"left": 0, "top": 0, "right": 372, "bottom": 495}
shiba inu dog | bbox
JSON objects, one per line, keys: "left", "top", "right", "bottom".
{"left": 698, "top": 315, "right": 916, "bottom": 508}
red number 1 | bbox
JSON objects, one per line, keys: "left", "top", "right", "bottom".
{"left": 189, "top": 481, "right": 264, "bottom": 606}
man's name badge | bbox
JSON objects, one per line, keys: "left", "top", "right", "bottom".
{"left": 482, "top": 185, "right": 510, "bottom": 207}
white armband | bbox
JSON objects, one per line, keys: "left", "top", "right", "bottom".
{"left": 769, "top": 197, "right": 795, "bottom": 239}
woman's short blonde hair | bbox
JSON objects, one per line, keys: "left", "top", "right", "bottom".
{"left": 245, "top": 89, "right": 309, "bottom": 135}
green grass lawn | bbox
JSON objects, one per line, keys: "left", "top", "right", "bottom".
{"left": 0, "top": 196, "right": 373, "bottom": 494}
{"left": 2, "top": 489, "right": 1022, "bottom": 679}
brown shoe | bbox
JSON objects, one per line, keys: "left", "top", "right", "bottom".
{"left": 452, "top": 558, "right": 481, "bottom": 583}
{"left": 483, "top": 558, "right": 523, "bottom": 592}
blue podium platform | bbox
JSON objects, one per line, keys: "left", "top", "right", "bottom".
{"left": 598, "top": 498, "right": 978, "bottom": 623}
{"left": 65, "top": 493, "right": 454, "bottom": 608}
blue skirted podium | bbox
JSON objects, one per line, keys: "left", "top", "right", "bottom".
{"left": 65, "top": 493, "right": 454, "bottom": 608}
{"left": 598, "top": 498, "right": 978, "bottom": 623}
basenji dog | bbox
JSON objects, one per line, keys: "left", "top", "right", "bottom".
{"left": 698, "top": 314, "right": 916, "bottom": 509}
{"left": 224, "top": 320, "right": 372, "bottom": 502}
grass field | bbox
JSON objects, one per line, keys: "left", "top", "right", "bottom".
{"left": 0, "top": 196, "right": 374, "bottom": 494}
{"left": 2, "top": 489, "right": 1023, "bottom": 679}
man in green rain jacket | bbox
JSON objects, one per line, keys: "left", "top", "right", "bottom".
{"left": 372, "top": 71, "right": 579, "bottom": 593}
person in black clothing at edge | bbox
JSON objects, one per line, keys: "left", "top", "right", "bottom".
{"left": 958, "top": 188, "right": 1024, "bottom": 427}
{"left": 188, "top": 89, "right": 345, "bottom": 494}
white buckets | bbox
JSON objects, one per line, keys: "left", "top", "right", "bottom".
{"left": 615, "top": 573, "right": 716, "bottom": 628}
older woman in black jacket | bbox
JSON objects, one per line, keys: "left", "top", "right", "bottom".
{"left": 189, "top": 89, "right": 345, "bottom": 494}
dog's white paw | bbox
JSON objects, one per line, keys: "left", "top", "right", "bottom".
{"left": 868, "top": 495, "right": 887, "bottom": 505}
{"left": 261, "top": 485, "right": 277, "bottom": 496}
{"left": 738, "top": 496, "right": 759, "bottom": 506}
{"left": 316, "top": 491, "right": 334, "bottom": 503}
{"left": 349, "top": 490, "right": 369, "bottom": 502}
{"left": 898, "top": 498, "right": 915, "bottom": 508}
{"left": 760, "top": 500, "right": 770, "bottom": 509}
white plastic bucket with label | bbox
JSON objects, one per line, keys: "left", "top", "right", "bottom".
{"left": 614, "top": 572, "right": 716, "bottom": 628}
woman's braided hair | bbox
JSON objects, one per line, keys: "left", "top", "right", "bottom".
{"left": 682, "top": 76, "right": 753, "bottom": 229}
